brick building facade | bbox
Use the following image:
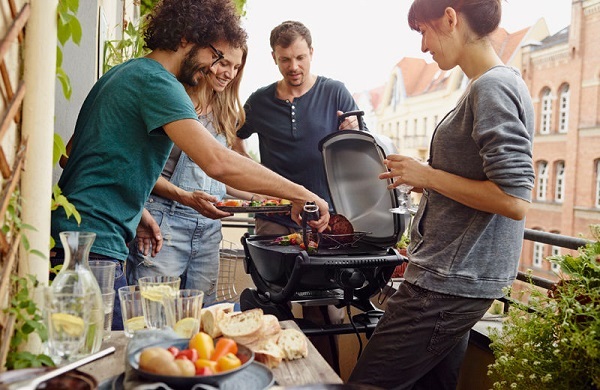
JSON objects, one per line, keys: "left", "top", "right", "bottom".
{"left": 520, "top": 0, "right": 600, "bottom": 279}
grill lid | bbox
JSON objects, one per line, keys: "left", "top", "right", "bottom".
{"left": 319, "top": 130, "right": 407, "bottom": 248}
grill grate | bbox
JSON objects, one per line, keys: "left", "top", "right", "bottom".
{"left": 216, "top": 240, "right": 242, "bottom": 303}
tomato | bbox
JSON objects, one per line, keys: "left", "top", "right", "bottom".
{"left": 224, "top": 200, "right": 241, "bottom": 207}
{"left": 194, "top": 358, "right": 218, "bottom": 372}
{"left": 167, "top": 346, "right": 180, "bottom": 357}
{"left": 189, "top": 332, "right": 214, "bottom": 360}
{"left": 215, "top": 201, "right": 226, "bottom": 206}
{"left": 176, "top": 348, "right": 198, "bottom": 363}
{"left": 216, "top": 352, "right": 242, "bottom": 372}
{"left": 195, "top": 366, "right": 214, "bottom": 376}
{"left": 210, "top": 338, "right": 238, "bottom": 361}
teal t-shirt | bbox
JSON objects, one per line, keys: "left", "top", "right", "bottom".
{"left": 52, "top": 58, "right": 198, "bottom": 259}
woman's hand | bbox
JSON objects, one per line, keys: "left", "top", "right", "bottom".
{"left": 379, "top": 154, "right": 430, "bottom": 191}
{"left": 182, "top": 190, "right": 232, "bottom": 219}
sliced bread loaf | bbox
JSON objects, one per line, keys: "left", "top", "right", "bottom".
{"left": 200, "top": 302, "right": 236, "bottom": 338}
{"left": 276, "top": 328, "right": 308, "bottom": 360}
{"left": 252, "top": 338, "right": 284, "bottom": 369}
{"left": 219, "top": 308, "right": 264, "bottom": 345}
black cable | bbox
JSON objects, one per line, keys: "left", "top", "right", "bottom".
{"left": 347, "top": 303, "right": 363, "bottom": 361}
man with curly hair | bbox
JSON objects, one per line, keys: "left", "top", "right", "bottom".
{"left": 51, "top": 0, "right": 330, "bottom": 331}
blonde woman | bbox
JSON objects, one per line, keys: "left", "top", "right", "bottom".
{"left": 127, "top": 42, "right": 254, "bottom": 305}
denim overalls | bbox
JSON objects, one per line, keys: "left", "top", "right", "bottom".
{"left": 126, "top": 116, "right": 226, "bottom": 305}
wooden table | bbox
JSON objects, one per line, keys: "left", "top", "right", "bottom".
{"left": 78, "top": 320, "right": 342, "bottom": 387}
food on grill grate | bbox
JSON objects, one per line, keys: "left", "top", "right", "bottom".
{"left": 325, "top": 214, "right": 354, "bottom": 243}
{"left": 273, "top": 232, "right": 303, "bottom": 246}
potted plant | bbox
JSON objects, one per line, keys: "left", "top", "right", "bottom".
{"left": 487, "top": 224, "right": 600, "bottom": 389}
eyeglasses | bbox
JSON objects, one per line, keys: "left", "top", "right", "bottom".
{"left": 209, "top": 44, "right": 225, "bottom": 68}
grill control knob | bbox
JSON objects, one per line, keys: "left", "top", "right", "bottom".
{"left": 336, "top": 268, "right": 366, "bottom": 289}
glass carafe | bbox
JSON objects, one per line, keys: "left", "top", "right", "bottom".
{"left": 50, "top": 231, "right": 104, "bottom": 357}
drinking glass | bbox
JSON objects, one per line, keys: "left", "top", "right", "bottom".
{"left": 138, "top": 276, "right": 180, "bottom": 329}
{"left": 100, "top": 289, "right": 115, "bottom": 340}
{"left": 88, "top": 261, "right": 116, "bottom": 291}
{"left": 165, "top": 289, "right": 204, "bottom": 338}
{"left": 44, "top": 288, "right": 92, "bottom": 364}
{"left": 390, "top": 184, "right": 419, "bottom": 214}
{"left": 118, "top": 285, "right": 146, "bottom": 338}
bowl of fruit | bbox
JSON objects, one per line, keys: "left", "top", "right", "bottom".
{"left": 129, "top": 332, "right": 254, "bottom": 387}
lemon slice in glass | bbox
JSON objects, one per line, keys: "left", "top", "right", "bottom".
{"left": 173, "top": 317, "right": 200, "bottom": 338}
{"left": 51, "top": 312, "right": 85, "bottom": 337}
{"left": 125, "top": 316, "right": 146, "bottom": 332}
{"left": 140, "top": 285, "right": 175, "bottom": 302}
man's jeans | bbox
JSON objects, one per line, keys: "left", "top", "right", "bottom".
{"left": 348, "top": 281, "right": 493, "bottom": 390}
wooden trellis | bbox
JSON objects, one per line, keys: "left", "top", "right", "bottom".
{"left": 0, "top": 0, "right": 30, "bottom": 371}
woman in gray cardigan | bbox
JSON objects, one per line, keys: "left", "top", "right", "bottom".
{"left": 349, "top": 0, "right": 535, "bottom": 389}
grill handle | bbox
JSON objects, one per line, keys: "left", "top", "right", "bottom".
{"left": 247, "top": 251, "right": 310, "bottom": 304}
{"left": 337, "top": 110, "right": 365, "bottom": 130}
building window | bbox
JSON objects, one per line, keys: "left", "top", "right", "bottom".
{"left": 533, "top": 242, "right": 544, "bottom": 268}
{"left": 558, "top": 84, "right": 569, "bottom": 133}
{"left": 551, "top": 245, "right": 561, "bottom": 273}
{"left": 555, "top": 161, "right": 565, "bottom": 203}
{"left": 596, "top": 160, "right": 600, "bottom": 208}
{"left": 537, "top": 161, "right": 549, "bottom": 201}
{"left": 419, "top": 117, "right": 427, "bottom": 136}
{"left": 540, "top": 88, "right": 552, "bottom": 134}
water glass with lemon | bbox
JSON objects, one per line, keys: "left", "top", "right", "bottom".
{"left": 44, "top": 288, "right": 92, "bottom": 363}
{"left": 118, "top": 285, "right": 146, "bottom": 337}
{"left": 165, "top": 289, "right": 204, "bottom": 338}
{"left": 138, "top": 276, "right": 180, "bottom": 330}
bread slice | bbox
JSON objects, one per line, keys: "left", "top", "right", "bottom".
{"left": 252, "top": 338, "right": 284, "bottom": 369}
{"left": 200, "top": 303, "right": 236, "bottom": 338}
{"left": 219, "top": 308, "right": 264, "bottom": 345}
{"left": 276, "top": 328, "right": 308, "bottom": 360}
{"left": 260, "top": 314, "right": 281, "bottom": 339}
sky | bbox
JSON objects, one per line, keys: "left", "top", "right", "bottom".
{"left": 239, "top": 0, "right": 573, "bottom": 100}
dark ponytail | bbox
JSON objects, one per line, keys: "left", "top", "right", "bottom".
{"left": 408, "top": 0, "right": 501, "bottom": 37}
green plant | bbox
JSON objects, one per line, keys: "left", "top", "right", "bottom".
{"left": 103, "top": 17, "right": 149, "bottom": 73}
{"left": 2, "top": 190, "right": 45, "bottom": 260}
{"left": 395, "top": 232, "right": 410, "bottom": 250}
{"left": 3, "top": 275, "right": 54, "bottom": 370}
{"left": 56, "top": 0, "right": 82, "bottom": 100}
{"left": 54, "top": 0, "right": 82, "bottom": 249}
{"left": 487, "top": 225, "right": 600, "bottom": 389}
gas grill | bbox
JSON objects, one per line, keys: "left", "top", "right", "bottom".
{"left": 240, "top": 125, "right": 408, "bottom": 336}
